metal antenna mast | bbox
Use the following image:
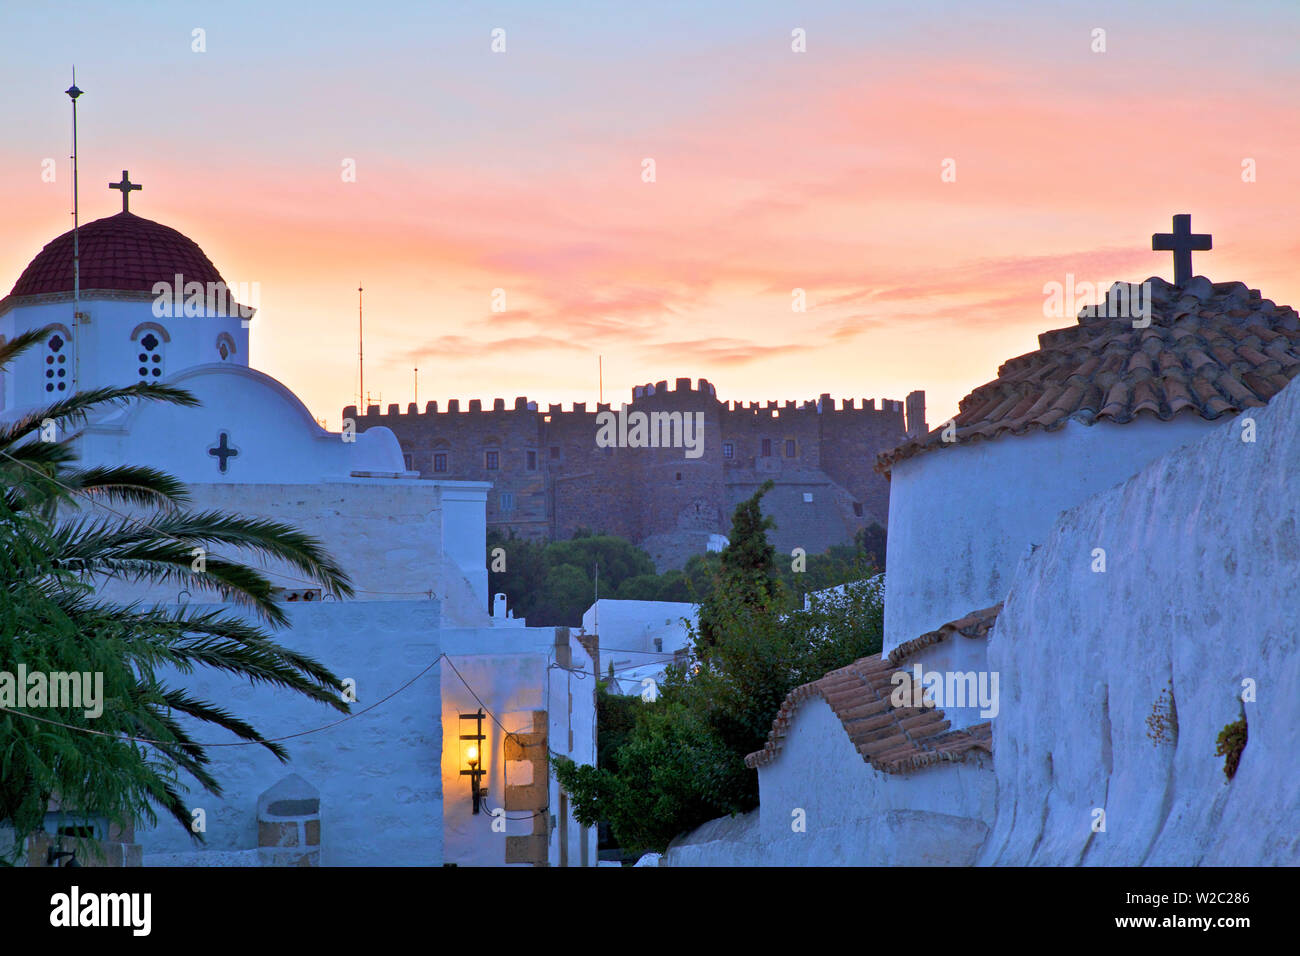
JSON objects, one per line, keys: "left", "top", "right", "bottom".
{"left": 66, "top": 71, "right": 83, "bottom": 388}
{"left": 358, "top": 283, "right": 364, "bottom": 409}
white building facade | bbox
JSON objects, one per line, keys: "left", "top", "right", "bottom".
{"left": 580, "top": 599, "right": 697, "bottom": 695}
{"left": 2, "top": 203, "right": 597, "bottom": 865}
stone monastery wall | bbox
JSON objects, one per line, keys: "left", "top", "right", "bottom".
{"left": 346, "top": 377, "right": 924, "bottom": 569}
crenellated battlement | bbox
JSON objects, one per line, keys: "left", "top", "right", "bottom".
{"left": 343, "top": 378, "right": 918, "bottom": 425}
{"left": 344, "top": 396, "right": 544, "bottom": 419}
{"left": 718, "top": 395, "right": 906, "bottom": 418}
{"left": 631, "top": 376, "right": 718, "bottom": 399}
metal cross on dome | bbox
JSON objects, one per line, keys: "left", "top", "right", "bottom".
{"left": 109, "top": 170, "right": 142, "bottom": 213}
{"left": 1152, "top": 214, "right": 1211, "bottom": 286}
{"left": 207, "top": 432, "right": 239, "bottom": 474}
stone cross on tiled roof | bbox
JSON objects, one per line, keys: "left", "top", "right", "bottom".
{"left": 1152, "top": 213, "right": 1211, "bottom": 286}
{"left": 109, "top": 170, "right": 142, "bottom": 213}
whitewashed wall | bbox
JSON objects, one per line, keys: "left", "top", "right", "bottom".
{"left": 581, "top": 599, "right": 697, "bottom": 694}
{"left": 893, "top": 636, "right": 1001, "bottom": 732}
{"left": 549, "top": 657, "right": 599, "bottom": 866}
{"left": 136, "top": 601, "right": 445, "bottom": 866}
{"left": 77, "top": 364, "right": 403, "bottom": 481}
{"left": 980, "top": 381, "right": 1300, "bottom": 865}
{"left": 86, "top": 478, "right": 490, "bottom": 625}
{"left": 135, "top": 610, "right": 595, "bottom": 866}
{"left": 439, "top": 627, "right": 597, "bottom": 866}
{"left": 884, "top": 416, "right": 1218, "bottom": 653}
{"left": 0, "top": 295, "right": 249, "bottom": 413}
{"left": 665, "top": 697, "right": 994, "bottom": 866}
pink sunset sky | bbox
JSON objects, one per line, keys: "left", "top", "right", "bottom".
{"left": 3, "top": 1, "right": 1298, "bottom": 428}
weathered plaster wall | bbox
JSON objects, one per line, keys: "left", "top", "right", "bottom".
{"left": 439, "top": 651, "right": 547, "bottom": 867}
{"left": 90, "top": 479, "right": 490, "bottom": 625}
{"left": 979, "top": 383, "right": 1300, "bottom": 865}
{"left": 664, "top": 697, "right": 993, "bottom": 866}
{"left": 896, "top": 636, "right": 1001, "bottom": 732}
{"left": 134, "top": 601, "right": 445, "bottom": 866}
{"left": 549, "top": 655, "right": 598, "bottom": 866}
{"left": 883, "top": 416, "right": 1218, "bottom": 653}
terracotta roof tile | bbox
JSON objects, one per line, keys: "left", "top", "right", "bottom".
{"left": 877, "top": 276, "right": 1300, "bottom": 474}
{"left": 744, "top": 605, "right": 1001, "bottom": 774}
{"left": 1163, "top": 378, "right": 1197, "bottom": 416}
{"left": 1131, "top": 379, "right": 1162, "bottom": 417}
{"left": 1215, "top": 373, "right": 1258, "bottom": 406}
{"left": 1237, "top": 344, "right": 1270, "bottom": 366}
{"left": 885, "top": 604, "right": 1002, "bottom": 667}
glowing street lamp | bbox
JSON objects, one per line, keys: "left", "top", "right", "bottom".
{"left": 459, "top": 709, "right": 487, "bottom": 814}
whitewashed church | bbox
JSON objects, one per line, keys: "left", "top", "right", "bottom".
{"left": 1, "top": 179, "right": 597, "bottom": 866}
{"left": 666, "top": 219, "right": 1300, "bottom": 866}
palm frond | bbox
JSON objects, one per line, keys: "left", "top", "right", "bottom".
{"left": 0, "top": 382, "right": 199, "bottom": 453}
{"left": 1, "top": 342, "right": 356, "bottom": 849}
{"left": 61, "top": 465, "right": 191, "bottom": 509}
{"left": 158, "top": 686, "right": 292, "bottom": 762}
{"left": 0, "top": 327, "right": 52, "bottom": 367}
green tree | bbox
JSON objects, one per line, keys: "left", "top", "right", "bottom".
{"left": 553, "top": 694, "right": 746, "bottom": 854}
{"left": 533, "top": 563, "right": 594, "bottom": 626}
{"left": 593, "top": 681, "right": 638, "bottom": 774}
{"left": 696, "top": 480, "right": 782, "bottom": 653}
{"left": 781, "top": 536, "right": 883, "bottom": 608}
{"left": 0, "top": 327, "right": 354, "bottom": 863}
{"left": 485, "top": 499, "right": 881, "bottom": 626}
{"left": 855, "top": 522, "right": 887, "bottom": 571}
{"left": 553, "top": 483, "right": 885, "bottom": 857}
{"left": 613, "top": 573, "right": 665, "bottom": 602}
{"left": 486, "top": 530, "right": 548, "bottom": 619}
{"left": 488, "top": 531, "right": 659, "bottom": 625}
{"left": 680, "top": 552, "right": 722, "bottom": 600}
{"left": 545, "top": 535, "right": 655, "bottom": 590}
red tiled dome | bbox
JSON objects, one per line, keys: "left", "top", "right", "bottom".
{"left": 8, "top": 212, "right": 226, "bottom": 298}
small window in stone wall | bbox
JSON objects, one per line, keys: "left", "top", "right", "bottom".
{"left": 526, "top": 450, "right": 537, "bottom": 470}
{"left": 137, "top": 332, "right": 163, "bottom": 381}
{"left": 500, "top": 491, "right": 514, "bottom": 512}
{"left": 433, "top": 453, "right": 448, "bottom": 473}
{"left": 550, "top": 445, "right": 560, "bottom": 460}
{"left": 485, "top": 450, "right": 499, "bottom": 470}
{"left": 761, "top": 438, "right": 772, "bottom": 457}
{"left": 723, "top": 442, "right": 734, "bottom": 459}
{"left": 402, "top": 452, "right": 413, "bottom": 471}
{"left": 853, "top": 502, "right": 864, "bottom": 517}
{"left": 785, "top": 439, "right": 796, "bottom": 457}
{"left": 44, "top": 333, "right": 69, "bottom": 393}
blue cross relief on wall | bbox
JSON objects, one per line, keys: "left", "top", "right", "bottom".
{"left": 207, "top": 432, "right": 239, "bottom": 473}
